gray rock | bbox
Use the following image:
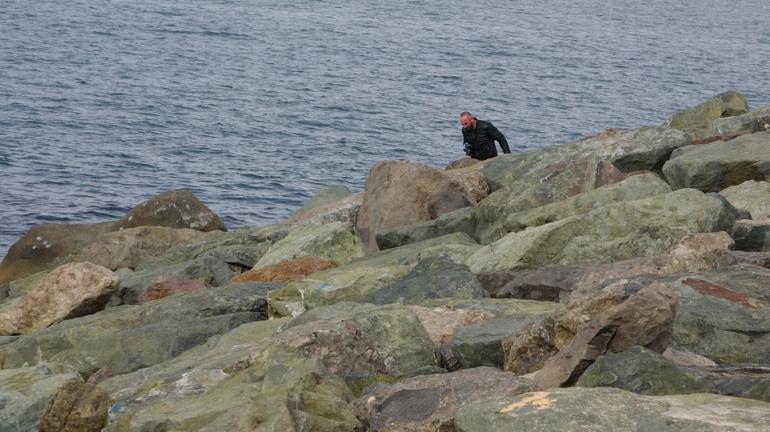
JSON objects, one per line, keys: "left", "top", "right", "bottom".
{"left": 291, "top": 185, "right": 353, "bottom": 218}
{"left": 667, "top": 91, "right": 749, "bottom": 129}
{"left": 448, "top": 318, "right": 537, "bottom": 369}
{"left": 376, "top": 207, "right": 474, "bottom": 250}
{"left": 365, "top": 256, "right": 485, "bottom": 305}
{"left": 720, "top": 180, "right": 770, "bottom": 219}
{"left": 732, "top": 219, "right": 770, "bottom": 251}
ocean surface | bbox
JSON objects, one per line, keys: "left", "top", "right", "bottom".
{"left": 1, "top": 0, "right": 769, "bottom": 259}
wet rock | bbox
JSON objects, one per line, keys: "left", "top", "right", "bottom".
{"left": 0, "top": 262, "right": 118, "bottom": 335}
{"left": 663, "top": 132, "right": 770, "bottom": 192}
{"left": 112, "top": 188, "right": 225, "bottom": 232}
{"left": 232, "top": 256, "right": 338, "bottom": 283}
{"left": 732, "top": 219, "right": 770, "bottom": 251}
{"left": 38, "top": 379, "right": 112, "bottom": 432}
{"left": 365, "top": 256, "right": 485, "bottom": 305}
{"left": 454, "top": 387, "right": 770, "bottom": 432}
{"left": 720, "top": 180, "right": 770, "bottom": 219}
{"left": 667, "top": 90, "right": 749, "bottom": 129}
{"left": 356, "top": 367, "right": 534, "bottom": 432}
{"left": 578, "top": 346, "right": 770, "bottom": 402}
{"left": 355, "top": 160, "right": 479, "bottom": 250}
{"left": 254, "top": 221, "right": 367, "bottom": 268}
{"left": 466, "top": 189, "right": 739, "bottom": 273}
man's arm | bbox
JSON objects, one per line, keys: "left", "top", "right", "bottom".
{"left": 488, "top": 123, "right": 510, "bottom": 154}
{"left": 462, "top": 128, "right": 472, "bottom": 155}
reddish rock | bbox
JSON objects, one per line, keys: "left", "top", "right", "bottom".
{"left": 0, "top": 262, "right": 118, "bottom": 335}
{"left": 690, "top": 130, "right": 752, "bottom": 145}
{"left": 356, "top": 161, "right": 481, "bottom": 250}
{"left": 407, "top": 305, "right": 494, "bottom": 345}
{"left": 38, "top": 380, "right": 112, "bottom": 432}
{"left": 139, "top": 273, "right": 207, "bottom": 303}
{"left": 231, "top": 256, "right": 338, "bottom": 283}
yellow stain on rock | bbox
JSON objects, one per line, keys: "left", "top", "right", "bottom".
{"left": 498, "top": 392, "right": 554, "bottom": 413}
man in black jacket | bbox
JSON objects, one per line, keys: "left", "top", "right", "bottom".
{"left": 459, "top": 111, "right": 510, "bottom": 160}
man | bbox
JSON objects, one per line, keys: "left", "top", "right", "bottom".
{"left": 459, "top": 111, "right": 510, "bottom": 160}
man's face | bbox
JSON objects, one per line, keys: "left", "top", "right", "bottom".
{"left": 459, "top": 115, "right": 475, "bottom": 129}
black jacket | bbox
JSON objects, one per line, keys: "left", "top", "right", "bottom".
{"left": 462, "top": 119, "right": 510, "bottom": 160}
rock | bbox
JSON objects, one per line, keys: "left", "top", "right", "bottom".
{"left": 406, "top": 305, "right": 494, "bottom": 346}
{"left": 530, "top": 282, "right": 677, "bottom": 389}
{"left": 577, "top": 346, "right": 770, "bottom": 402}
{"left": 72, "top": 226, "right": 219, "bottom": 270}
{"left": 294, "top": 233, "right": 480, "bottom": 308}
{"left": 663, "top": 132, "right": 770, "bottom": 192}
{"left": 102, "top": 346, "right": 361, "bottom": 432}
{"left": 466, "top": 189, "right": 739, "bottom": 273}
{"left": 668, "top": 265, "right": 770, "bottom": 365}
{"left": 663, "top": 347, "right": 719, "bottom": 368}
{"left": 0, "top": 282, "right": 272, "bottom": 377}
{"left": 38, "top": 379, "right": 112, "bottom": 432}
{"left": 454, "top": 387, "right": 770, "bottom": 432}
{"left": 288, "top": 192, "right": 363, "bottom": 226}
{"left": 0, "top": 364, "right": 81, "bottom": 432}
{"left": 0, "top": 262, "right": 118, "bottom": 335}
{"left": 254, "top": 221, "right": 367, "bottom": 268}
{"left": 112, "top": 188, "right": 225, "bottom": 232}
{"left": 502, "top": 280, "right": 676, "bottom": 380}
{"left": 606, "top": 126, "right": 693, "bottom": 172}
{"left": 355, "top": 160, "right": 480, "bottom": 250}
{"left": 732, "top": 219, "right": 770, "bottom": 251}
{"left": 503, "top": 172, "right": 672, "bottom": 233}
{"left": 376, "top": 207, "right": 474, "bottom": 250}
{"left": 687, "top": 106, "right": 770, "bottom": 141}
{"left": 446, "top": 157, "right": 483, "bottom": 170}
{"left": 449, "top": 318, "right": 540, "bottom": 369}
{"left": 443, "top": 160, "right": 491, "bottom": 203}
{"left": 138, "top": 273, "right": 207, "bottom": 303}
{"left": 668, "top": 91, "right": 749, "bottom": 129}
{"left": 356, "top": 367, "right": 534, "bottom": 432}
{"left": 273, "top": 303, "right": 439, "bottom": 385}
{"left": 365, "top": 256, "right": 485, "bottom": 305}
{"left": 720, "top": 180, "right": 770, "bottom": 219}
{"left": 291, "top": 185, "right": 353, "bottom": 219}
{"left": 727, "top": 250, "right": 770, "bottom": 268}
{"left": 0, "top": 221, "right": 113, "bottom": 285}
{"left": 232, "top": 256, "right": 338, "bottom": 283}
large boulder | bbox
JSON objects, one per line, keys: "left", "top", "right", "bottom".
{"left": 447, "top": 318, "right": 540, "bottom": 370}
{"left": 356, "top": 367, "right": 534, "bottom": 432}
{"left": 0, "top": 262, "right": 118, "bottom": 335}
{"left": 406, "top": 305, "right": 495, "bottom": 347}
{"left": 355, "top": 160, "right": 481, "bottom": 250}
{"left": 288, "top": 192, "right": 363, "bottom": 226}
{"left": 365, "top": 256, "right": 485, "bottom": 305}
{"left": 375, "top": 207, "right": 474, "bottom": 250}
{"left": 503, "top": 172, "right": 672, "bottom": 233}
{"left": 454, "top": 387, "right": 770, "bottom": 432}
{"left": 502, "top": 280, "right": 677, "bottom": 382}
{"left": 578, "top": 346, "right": 770, "bottom": 402}
{"left": 466, "top": 188, "right": 739, "bottom": 273}
{"left": 72, "top": 226, "right": 219, "bottom": 270}
{"left": 668, "top": 264, "right": 770, "bottom": 365}
{"left": 481, "top": 232, "right": 735, "bottom": 302}
{"left": 720, "top": 180, "right": 770, "bottom": 219}
{"left": 687, "top": 106, "right": 770, "bottom": 142}
{"left": 112, "top": 188, "right": 225, "bottom": 232}
{"left": 667, "top": 90, "right": 749, "bottom": 129}
{"left": 254, "top": 221, "right": 367, "bottom": 268}
{"left": 0, "top": 221, "right": 113, "bottom": 285}
{"left": 0, "top": 364, "right": 81, "bottom": 432}
{"left": 662, "top": 132, "right": 770, "bottom": 192}
{"left": 731, "top": 219, "right": 770, "bottom": 251}
{"left": 291, "top": 233, "right": 480, "bottom": 309}
{"left": 0, "top": 282, "right": 272, "bottom": 377}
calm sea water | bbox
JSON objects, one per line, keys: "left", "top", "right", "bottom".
{"left": 1, "top": 0, "right": 769, "bottom": 258}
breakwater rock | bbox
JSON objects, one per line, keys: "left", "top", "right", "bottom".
{"left": 1, "top": 91, "right": 770, "bottom": 431}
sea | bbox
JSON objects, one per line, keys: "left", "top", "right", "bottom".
{"left": 1, "top": 0, "right": 769, "bottom": 259}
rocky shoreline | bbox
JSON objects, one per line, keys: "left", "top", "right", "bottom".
{"left": 1, "top": 90, "right": 770, "bottom": 431}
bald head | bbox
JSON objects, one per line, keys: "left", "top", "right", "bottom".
{"left": 459, "top": 112, "right": 476, "bottom": 129}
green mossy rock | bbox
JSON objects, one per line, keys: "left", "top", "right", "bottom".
{"left": 0, "top": 283, "right": 272, "bottom": 377}
{"left": 466, "top": 189, "right": 737, "bottom": 272}
{"left": 720, "top": 180, "right": 770, "bottom": 219}
{"left": 255, "top": 221, "right": 367, "bottom": 268}
{"left": 454, "top": 387, "right": 770, "bottom": 432}
{"left": 375, "top": 207, "right": 474, "bottom": 250}
{"left": 662, "top": 132, "right": 770, "bottom": 192}
{"left": 668, "top": 91, "right": 749, "bottom": 129}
